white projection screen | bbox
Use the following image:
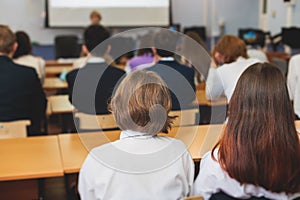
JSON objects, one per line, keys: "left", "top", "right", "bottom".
{"left": 47, "top": 0, "right": 170, "bottom": 27}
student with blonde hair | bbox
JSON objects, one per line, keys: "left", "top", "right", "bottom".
{"left": 194, "top": 63, "right": 300, "bottom": 200}
{"left": 79, "top": 70, "right": 194, "bottom": 200}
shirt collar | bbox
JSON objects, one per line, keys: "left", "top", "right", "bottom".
{"left": 120, "top": 130, "right": 154, "bottom": 140}
{"left": 160, "top": 57, "right": 175, "bottom": 62}
{"left": 87, "top": 56, "right": 106, "bottom": 64}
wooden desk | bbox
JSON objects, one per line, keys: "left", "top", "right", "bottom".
{"left": 45, "top": 66, "right": 73, "bottom": 77}
{"left": 0, "top": 136, "right": 63, "bottom": 181}
{"left": 58, "top": 124, "right": 224, "bottom": 173}
{"left": 46, "top": 60, "right": 73, "bottom": 67}
{"left": 48, "top": 95, "right": 74, "bottom": 114}
{"left": 43, "top": 78, "right": 68, "bottom": 90}
{"left": 195, "top": 89, "right": 227, "bottom": 106}
{"left": 0, "top": 136, "right": 64, "bottom": 199}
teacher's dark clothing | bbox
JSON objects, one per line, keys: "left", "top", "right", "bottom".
{"left": 67, "top": 62, "right": 125, "bottom": 114}
{"left": 148, "top": 60, "right": 195, "bottom": 110}
{"left": 0, "top": 56, "right": 47, "bottom": 136}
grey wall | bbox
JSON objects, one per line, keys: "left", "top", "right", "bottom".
{"left": 0, "top": 0, "right": 260, "bottom": 44}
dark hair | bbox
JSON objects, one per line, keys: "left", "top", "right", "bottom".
{"left": 154, "top": 30, "right": 177, "bottom": 57}
{"left": 13, "top": 31, "right": 32, "bottom": 59}
{"left": 84, "top": 25, "right": 110, "bottom": 55}
{"left": 0, "top": 25, "right": 16, "bottom": 54}
{"left": 137, "top": 33, "right": 154, "bottom": 56}
{"left": 213, "top": 62, "right": 300, "bottom": 193}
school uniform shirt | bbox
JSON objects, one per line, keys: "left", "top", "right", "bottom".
{"left": 205, "top": 57, "right": 259, "bottom": 102}
{"left": 287, "top": 54, "right": 300, "bottom": 118}
{"left": 78, "top": 130, "right": 195, "bottom": 200}
{"left": 14, "top": 54, "right": 45, "bottom": 83}
{"left": 193, "top": 150, "right": 300, "bottom": 200}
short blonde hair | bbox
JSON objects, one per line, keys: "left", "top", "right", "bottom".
{"left": 0, "top": 25, "right": 16, "bottom": 54}
{"left": 109, "top": 71, "right": 176, "bottom": 135}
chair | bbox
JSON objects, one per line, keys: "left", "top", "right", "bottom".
{"left": 185, "top": 196, "right": 204, "bottom": 200}
{"left": 0, "top": 120, "right": 30, "bottom": 139}
{"left": 282, "top": 27, "right": 300, "bottom": 49}
{"left": 75, "top": 112, "right": 118, "bottom": 131}
{"left": 54, "top": 35, "right": 80, "bottom": 59}
{"left": 170, "top": 109, "right": 199, "bottom": 127}
{"left": 183, "top": 26, "right": 206, "bottom": 41}
{"left": 271, "top": 57, "right": 287, "bottom": 75}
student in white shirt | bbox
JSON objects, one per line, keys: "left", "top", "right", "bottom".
{"left": 206, "top": 35, "right": 259, "bottom": 102}
{"left": 194, "top": 63, "right": 300, "bottom": 200}
{"left": 78, "top": 70, "right": 194, "bottom": 200}
{"left": 287, "top": 54, "right": 300, "bottom": 119}
{"left": 13, "top": 31, "right": 45, "bottom": 83}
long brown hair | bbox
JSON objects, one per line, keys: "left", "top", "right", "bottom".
{"left": 212, "top": 62, "right": 300, "bottom": 193}
{"left": 212, "top": 35, "right": 248, "bottom": 65}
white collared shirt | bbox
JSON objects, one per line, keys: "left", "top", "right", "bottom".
{"left": 205, "top": 57, "right": 260, "bottom": 101}
{"left": 73, "top": 56, "right": 106, "bottom": 69}
{"left": 287, "top": 54, "right": 300, "bottom": 117}
{"left": 78, "top": 130, "right": 194, "bottom": 200}
{"left": 14, "top": 55, "right": 45, "bottom": 83}
{"left": 193, "top": 151, "right": 300, "bottom": 200}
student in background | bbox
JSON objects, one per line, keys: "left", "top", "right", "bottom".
{"left": 67, "top": 25, "right": 125, "bottom": 114}
{"left": 148, "top": 30, "right": 195, "bottom": 110}
{"left": 194, "top": 63, "right": 300, "bottom": 200}
{"left": 0, "top": 25, "right": 47, "bottom": 136}
{"left": 79, "top": 70, "right": 194, "bottom": 200}
{"left": 13, "top": 31, "right": 45, "bottom": 84}
{"left": 90, "top": 10, "right": 102, "bottom": 25}
{"left": 206, "top": 35, "right": 259, "bottom": 102}
{"left": 125, "top": 33, "right": 155, "bottom": 73}
{"left": 180, "top": 31, "right": 209, "bottom": 85}
{"left": 287, "top": 54, "right": 300, "bottom": 119}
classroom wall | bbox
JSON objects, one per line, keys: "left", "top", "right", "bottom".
{"left": 0, "top": 0, "right": 260, "bottom": 44}
{"left": 212, "top": 0, "right": 260, "bottom": 36}
{"left": 266, "top": 0, "right": 287, "bottom": 34}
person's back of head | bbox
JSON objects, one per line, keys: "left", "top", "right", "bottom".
{"left": 136, "top": 33, "right": 154, "bottom": 56}
{"left": 109, "top": 70, "right": 176, "bottom": 135}
{"left": 213, "top": 62, "right": 300, "bottom": 193}
{"left": 83, "top": 25, "right": 110, "bottom": 56}
{"left": 154, "top": 30, "right": 178, "bottom": 58}
{"left": 213, "top": 35, "right": 248, "bottom": 65}
{"left": 0, "top": 25, "right": 16, "bottom": 56}
{"left": 13, "top": 31, "right": 32, "bottom": 59}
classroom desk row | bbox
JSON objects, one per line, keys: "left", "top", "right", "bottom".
{"left": 0, "top": 124, "right": 224, "bottom": 181}
{"left": 46, "top": 92, "right": 227, "bottom": 116}
{"left": 0, "top": 125, "right": 224, "bottom": 198}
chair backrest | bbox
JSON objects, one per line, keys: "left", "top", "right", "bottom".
{"left": 183, "top": 26, "right": 206, "bottom": 41}
{"left": 0, "top": 120, "right": 30, "bottom": 139}
{"left": 282, "top": 27, "right": 300, "bottom": 49}
{"left": 170, "top": 109, "right": 199, "bottom": 127}
{"left": 271, "top": 57, "right": 287, "bottom": 76}
{"left": 75, "top": 112, "right": 118, "bottom": 131}
{"left": 184, "top": 196, "right": 204, "bottom": 200}
{"left": 54, "top": 35, "right": 80, "bottom": 59}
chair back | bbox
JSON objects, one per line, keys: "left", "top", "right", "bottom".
{"left": 0, "top": 120, "right": 30, "bottom": 139}
{"left": 55, "top": 35, "right": 80, "bottom": 59}
{"left": 75, "top": 112, "right": 118, "bottom": 131}
{"left": 170, "top": 109, "right": 199, "bottom": 127}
